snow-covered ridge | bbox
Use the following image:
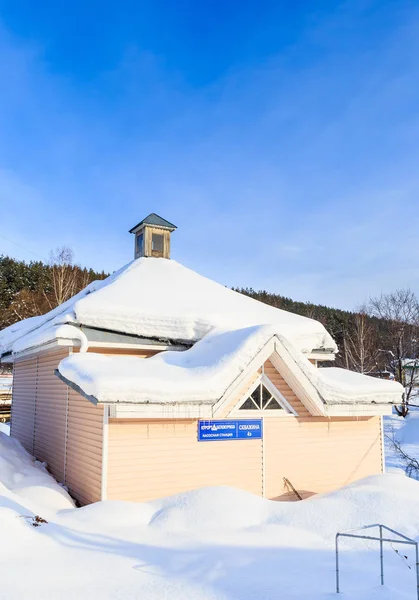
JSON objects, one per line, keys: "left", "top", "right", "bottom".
{"left": 0, "top": 257, "right": 336, "bottom": 356}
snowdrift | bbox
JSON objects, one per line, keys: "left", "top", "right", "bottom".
{"left": 1, "top": 429, "right": 418, "bottom": 543}
{"left": 0, "top": 432, "right": 74, "bottom": 516}
{"left": 1, "top": 431, "right": 419, "bottom": 600}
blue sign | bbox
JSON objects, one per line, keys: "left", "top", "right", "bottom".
{"left": 198, "top": 419, "right": 263, "bottom": 442}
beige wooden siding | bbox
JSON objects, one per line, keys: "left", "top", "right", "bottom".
{"left": 10, "top": 358, "right": 38, "bottom": 453}
{"left": 65, "top": 389, "right": 103, "bottom": 505}
{"left": 262, "top": 359, "right": 382, "bottom": 500}
{"left": 32, "top": 349, "right": 69, "bottom": 482}
{"left": 217, "top": 371, "right": 261, "bottom": 418}
{"left": 107, "top": 419, "right": 263, "bottom": 502}
{"left": 87, "top": 347, "right": 160, "bottom": 358}
{"left": 106, "top": 357, "right": 382, "bottom": 504}
{"left": 10, "top": 348, "right": 104, "bottom": 505}
{"left": 263, "top": 360, "right": 310, "bottom": 417}
{"left": 264, "top": 415, "right": 382, "bottom": 501}
{"left": 10, "top": 347, "right": 383, "bottom": 506}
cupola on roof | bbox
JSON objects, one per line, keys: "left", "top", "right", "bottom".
{"left": 129, "top": 213, "right": 177, "bottom": 260}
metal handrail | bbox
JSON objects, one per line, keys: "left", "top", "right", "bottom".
{"left": 335, "top": 523, "right": 419, "bottom": 599}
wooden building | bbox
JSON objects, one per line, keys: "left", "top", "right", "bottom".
{"left": 0, "top": 214, "right": 403, "bottom": 505}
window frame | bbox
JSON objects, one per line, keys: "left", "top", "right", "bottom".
{"left": 136, "top": 232, "right": 144, "bottom": 255}
{"left": 151, "top": 232, "right": 165, "bottom": 256}
{"left": 232, "top": 374, "right": 297, "bottom": 417}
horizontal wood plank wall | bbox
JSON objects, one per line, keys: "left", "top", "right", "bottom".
{"left": 107, "top": 419, "right": 263, "bottom": 502}
{"left": 264, "top": 415, "right": 382, "bottom": 501}
{"left": 65, "top": 389, "right": 103, "bottom": 505}
{"left": 33, "top": 349, "right": 70, "bottom": 482}
{"left": 263, "top": 360, "right": 310, "bottom": 417}
{"left": 65, "top": 347, "right": 159, "bottom": 504}
{"left": 218, "top": 371, "right": 260, "bottom": 418}
{"left": 262, "top": 360, "right": 382, "bottom": 500}
{"left": 87, "top": 348, "right": 161, "bottom": 357}
{"left": 10, "top": 358, "right": 37, "bottom": 453}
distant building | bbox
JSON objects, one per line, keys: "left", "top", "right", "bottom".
{"left": 0, "top": 214, "right": 403, "bottom": 505}
{"left": 401, "top": 359, "right": 419, "bottom": 387}
{"left": 366, "top": 370, "right": 394, "bottom": 381}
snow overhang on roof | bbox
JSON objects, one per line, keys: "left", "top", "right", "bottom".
{"left": 55, "top": 325, "right": 403, "bottom": 417}
{"left": 56, "top": 325, "right": 275, "bottom": 406}
{"left": 0, "top": 257, "right": 337, "bottom": 359}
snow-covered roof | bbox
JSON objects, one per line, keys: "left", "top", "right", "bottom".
{"left": 401, "top": 359, "right": 419, "bottom": 369}
{"left": 0, "top": 257, "right": 336, "bottom": 357}
{"left": 314, "top": 367, "right": 403, "bottom": 405}
{"left": 57, "top": 325, "right": 275, "bottom": 405}
{"left": 0, "top": 376, "right": 12, "bottom": 389}
{"left": 56, "top": 324, "right": 403, "bottom": 411}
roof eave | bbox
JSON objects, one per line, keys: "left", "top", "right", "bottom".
{"left": 129, "top": 213, "right": 177, "bottom": 234}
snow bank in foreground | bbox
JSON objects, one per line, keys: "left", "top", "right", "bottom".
{"left": 0, "top": 432, "right": 74, "bottom": 515}
{"left": 57, "top": 474, "right": 419, "bottom": 544}
{"left": 150, "top": 486, "right": 272, "bottom": 531}
{"left": 147, "top": 475, "right": 419, "bottom": 540}
{"left": 1, "top": 432, "right": 419, "bottom": 600}
{"left": 385, "top": 409, "right": 419, "bottom": 474}
{"left": 0, "top": 422, "right": 10, "bottom": 435}
{"left": 4, "top": 424, "right": 417, "bottom": 543}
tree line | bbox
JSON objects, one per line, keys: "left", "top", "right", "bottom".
{"left": 0, "top": 248, "right": 107, "bottom": 329}
{"left": 237, "top": 288, "right": 419, "bottom": 415}
{"left": 1, "top": 249, "right": 418, "bottom": 414}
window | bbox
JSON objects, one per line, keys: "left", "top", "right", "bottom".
{"left": 136, "top": 233, "right": 143, "bottom": 254}
{"left": 237, "top": 377, "right": 296, "bottom": 415}
{"left": 239, "top": 383, "right": 284, "bottom": 411}
{"left": 152, "top": 233, "right": 164, "bottom": 255}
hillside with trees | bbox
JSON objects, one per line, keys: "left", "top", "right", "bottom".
{"left": 1, "top": 250, "right": 419, "bottom": 413}
{"left": 0, "top": 249, "right": 107, "bottom": 330}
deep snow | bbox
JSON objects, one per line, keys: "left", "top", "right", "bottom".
{"left": 0, "top": 257, "right": 336, "bottom": 357}
{"left": 385, "top": 407, "right": 419, "bottom": 474}
{"left": 57, "top": 325, "right": 402, "bottom": 406}
{"left": 1, "top": 430, "right": 419, "bottom": 599}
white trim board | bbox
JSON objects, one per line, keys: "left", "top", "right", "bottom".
{"left": 3, "top": 338, "right": 182, "bottom": 363}
{"left": 212, "top": 339, "right": 276, "bottom": 417}
{"left": 325, "top": 404, "right": 393, "bottom": 417}
{"left": 101, "top": 405, "right": 109, "bottom": 501}
{"left": 109, "top": 403, "right": 213, "bottom": 419}
{"left": 1, "top": 339, "right": 72, "bottom": 363}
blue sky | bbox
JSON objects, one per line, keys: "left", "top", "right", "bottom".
{"left": 0, "top": 0, "right": 418, "bottom": 310}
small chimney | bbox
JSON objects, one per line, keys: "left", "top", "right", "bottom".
{"left": 129, "top": 213, "right": 177, "bottom": 259}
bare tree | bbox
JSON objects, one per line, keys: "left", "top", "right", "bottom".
{"left": 385, "top": 429, "right": 419, "bottom": 479}
{"left": 367, "top": 289, "right": 419, "bottom": 416}
{"left": 344, "top": 308, "right": 378, "bottom": 374}
{"left": 46, "top": 247, "right": 78, "bottom": 308}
